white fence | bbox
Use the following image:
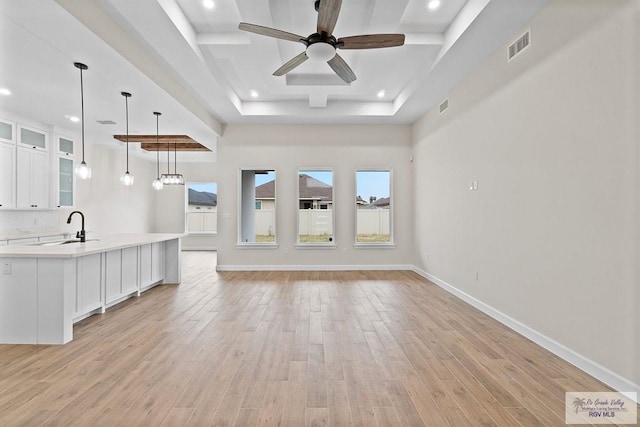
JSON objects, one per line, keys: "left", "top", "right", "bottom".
{"left": 256, "top": 210, "right": 275, "bottom": 236}
{"left": 355, "top": 209, "right": 390, "bottom": 235}
{"left": 253, "top": 209, "right": 390, "bottom": 236}
{"left": 187, "top": 212, "right": 217, "bottom": 233}
{"left": 299, "top": 210, "right": 333, "bottom": 235}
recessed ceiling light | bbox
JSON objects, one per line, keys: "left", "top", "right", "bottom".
{"left": 428, "top": 0, "right": 441, "bottom": 11}
{"left": 250, "top": 90, "right": 259, "bottom": 98}
{"left": 377, "top": 90, "right": 386, "bottom": 98}
{"left": 203, "top": 0, "right": 214, "bottom": 9}
{"left": 65, "top": 115, "right": 80, "bottom": 123}
{"left": 0, "top": 88, "right": 11, "bottom": 96}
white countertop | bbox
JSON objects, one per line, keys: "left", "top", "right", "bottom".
{"left": 0, "top": 230, "right": 70, "bottom": 241}
{"left": 0, "top": 233, "right": 184, "bottom": 258}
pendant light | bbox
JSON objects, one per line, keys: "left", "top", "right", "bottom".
{"left": 152, "top": 112, "right": 163, "bottom": 190}
{"left": 160, "top": 139, "right": 184, "bottom": 185}
{"left": 120, "top": 91, "right": 134, "bottom": 186}
{"left": 73, "top": 62, "right": 91, "bottom": 179}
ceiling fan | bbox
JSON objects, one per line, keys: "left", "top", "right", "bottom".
{"left": 238, "top": 0, "right": 405, "bottom": 84}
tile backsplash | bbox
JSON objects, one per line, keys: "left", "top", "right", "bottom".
{"left": 0, "top": 210, "right": 61, "bottom": 237}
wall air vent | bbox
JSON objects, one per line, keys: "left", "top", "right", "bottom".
{"left": 508, "top": 30, "right": 530, "bottom": 61}
{"left": 96, "top": 120, "right": 116, "bottom": 125}
{"left": 439, "top": 99, "right": 449, "bottom": 114}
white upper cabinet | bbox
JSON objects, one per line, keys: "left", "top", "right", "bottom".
{"left": 0, "top": 118, "right": 16, "bottom": 208}
{"left": 56, "top": 135, "right": 75, "bottom": 207}
{"left": 17, "top": 147, "right": 49, "bottom": 208}
{"left": 18, "top": 125, "right": 47, "bottom": 151}
{"left": 16, "top": 125, "right": 49, "bottom": 209}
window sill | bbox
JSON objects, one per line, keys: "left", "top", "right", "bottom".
{"left": 236, "top": 243, "right": 279, "bottom": 250}
{"left": 295, "top": 244, "right": 337, "bottom": 250}
{"left": 353, "top": 243, "right": 396, "bottom": 249}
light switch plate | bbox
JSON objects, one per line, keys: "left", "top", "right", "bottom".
{"left": 2, "top": 262, "right": 11, "bottom": 275}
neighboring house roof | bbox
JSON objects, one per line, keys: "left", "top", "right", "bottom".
{"left": 256, "top": 174, "right": 333, "bottom": 201}
{"left": 188, "top": 189, "right": 217, "bottom": 206}
{"left": 373, "top": 197, "right": 390, "bottom": 207}
{"left": 255, "top": 179, "right": 275, "bottom": 200}
{"left": 299, "top": 174, "right": 332, "bottom": 202}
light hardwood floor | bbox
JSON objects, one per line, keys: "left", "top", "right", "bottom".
{"left": 0, "top": 252, "right": 635, "bottom": 426}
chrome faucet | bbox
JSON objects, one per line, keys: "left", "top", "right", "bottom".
{"left": 66, "top": 211, "right": 86, "bottom": 242}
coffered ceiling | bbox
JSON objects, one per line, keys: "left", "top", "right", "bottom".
{"left": 0, "top": 0, "right": 548, "bottom": 156}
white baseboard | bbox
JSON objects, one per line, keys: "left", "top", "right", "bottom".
{"left": 216, "top": 264, "right": 414, "bottom": 272}
{"left": 412, "top": 267, "right": 639, "bottom": 403}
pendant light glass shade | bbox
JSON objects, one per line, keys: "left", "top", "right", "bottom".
{"left": 152, "top": 112, "right": 163, "bottom": 191}
{"left": 120, "top": 91, "right": 134, "bottom": 186}
{"left": 74, "top": 62, "right": 91, "bottom": 179}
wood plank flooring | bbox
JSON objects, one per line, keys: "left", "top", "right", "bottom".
{"left": 0, "top": 251, "right": 635, "bottom": 426}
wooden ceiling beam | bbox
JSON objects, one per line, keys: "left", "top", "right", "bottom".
{"left": 113, "top": 134, "right": 210, "bottom": 151}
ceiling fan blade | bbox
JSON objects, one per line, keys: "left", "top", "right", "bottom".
{"left": 338, "top": 34, "right": 405, "bottom": 49}
{"left": 317, "top": 0, "right": 342, "bottom": 35}
{"left": 273, "top": 52, "right": 309, "bottom": 76}
{"left": 327, "top": 53, "right": 356, "bottom": 84}
{"left": 238, "top": 22, "right": 305, "bottom": 43}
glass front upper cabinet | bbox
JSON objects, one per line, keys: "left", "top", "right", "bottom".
{"left": 57, "top": 135, "right": 74, "bottom": 207}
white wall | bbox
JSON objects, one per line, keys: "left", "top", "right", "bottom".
{"left": 216, "top": 124, "right": 414, "bottom": 269}
{"left": 66, "top": 142, "right": 156, "bottom": 236}
{"left": 413, "top": 0, "right": 639, "bottom": 391}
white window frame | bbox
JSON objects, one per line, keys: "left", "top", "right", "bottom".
{"left": 237, "top": 168, "right": 278, "bottom": 248}
{"left": 354, "top": 168, "right": 395, "bottom": 248}
{"left": 185, "top": 181, "right": 218, "bottom": 236}
{"left": 296, "top": 168, "right": 336, "bottom": 249}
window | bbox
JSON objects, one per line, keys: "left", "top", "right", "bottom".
{"left": 186, "top": 182, "right": 217, "bottom": 234}
{"left": 355, "top": 170, "right": 392, "bottom": 243}
{"left": 298, "top": 170, "right": 334, "bottom": 244}
{"left": 239, "top": 170, "right": 276, "bottom": 244}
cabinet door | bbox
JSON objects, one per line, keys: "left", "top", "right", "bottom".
{"left": 151, "top": 242, "right": 165, "bottom": 284}
{"left": 76, "top": 254, "right": 102, "bottom": 317}
{"left": 16, "top": 148, "right": 30, "bottom": 208}
{"left": 58, "top": 156, "right": 74, "bottom": 207}
{"left": 122, "top": 247, "right": 138, "bottom": 295}
{"left": 0, "top": 142, "right": 15, "bottom": 208}
{"left": 105, "top": 250, "right": 122, "bottom": 304}
{"left": 18, "top": 126, "right": 47, "bottom": 150}
{"left": 30, "top": 150, "right": 48, "bottom": 208}
{"left": 139, "top": 244, "right": 152, "bottom": 289}
{"left": 16, "top": 147, "right": 50, "bottom": 208}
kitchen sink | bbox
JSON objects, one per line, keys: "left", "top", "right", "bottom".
{"left": 36, "top": 239, "right": 99, "bottom": 246}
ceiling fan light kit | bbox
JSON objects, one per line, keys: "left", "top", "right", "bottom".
{"left": 238, "top": 0, "right": 405, "bottom": 84}
{"left": 306, "top": 42, "right": 336, "bottom": 62}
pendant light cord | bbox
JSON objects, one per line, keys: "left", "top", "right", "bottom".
{"left": 79, "top": 67, "right": 85, "bottom": 163}
{"left": 125, "top": 95, "right": 129, "bottom": 172}
{"left": 156, "top": 114, "right": 160, "bottom": 178}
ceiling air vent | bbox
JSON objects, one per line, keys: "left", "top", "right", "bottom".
{"left": 439, "top": 99, "right": 449, "bottom": 114}
{"left": 96, "top": 120, "right": 116, "bottom": 125}
{"left": 508, "top": 30, "right": 530, "bottom": 61}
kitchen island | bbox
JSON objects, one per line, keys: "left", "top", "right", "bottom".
{"left": 0, "top": 233, "right": 183, "bottom": 344}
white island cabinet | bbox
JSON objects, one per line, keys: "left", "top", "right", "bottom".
{"left": 0, "top": 234, "right": 182, "bottom": 344}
